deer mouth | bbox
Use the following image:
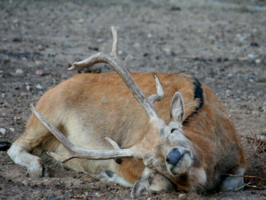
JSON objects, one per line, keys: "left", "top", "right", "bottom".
{"left": 166, "top": 148, "right": 192, "bottom": 176}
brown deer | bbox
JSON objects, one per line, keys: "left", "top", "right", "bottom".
{"left": 8, "top": 26, "right": 246, "bottom": 198}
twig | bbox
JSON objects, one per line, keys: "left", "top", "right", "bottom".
{"left": 98, "top": 192, "right": 108, "bottom": 197}
{"left": 70, "top": 192, "right": 108, "bottom": 199}
{"left": 226, "top": 174, "right": 266, "bottom": 181}
{"left": 70, "top": 194, "right": 93, "bottom": 199}
{"left": 245, "top": 184, "right": 266, "bottom": 189}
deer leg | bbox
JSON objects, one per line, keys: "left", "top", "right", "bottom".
{"left": 7, "top": 115, "right": 53, "bottom": 178}
{"left": 220, "top": 168, "right": 245, "bottom": 192}
{"left": 95, "top": 170, "right": 133, "bottom": 187}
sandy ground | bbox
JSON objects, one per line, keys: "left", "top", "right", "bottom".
{"left": 0, "top": 0, "right": 266, "bottom": 199}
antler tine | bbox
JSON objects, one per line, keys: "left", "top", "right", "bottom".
{"left": 30, "top": 104, "right": 136, "bottom": 163}
{"left": 68, "top": 26, "right": 161, "bottom": 119}
{"left": 147, "top": 73, "right": 164, "bottom": 104}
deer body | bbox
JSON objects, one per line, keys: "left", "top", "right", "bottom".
{"left": 8, "top": 27, "right": 246, "bottom": 198}
{"left": 8, "top": 72, "right": 245, "bottom": 192}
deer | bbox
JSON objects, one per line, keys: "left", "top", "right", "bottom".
{"left": 7, "top": 26, "right": 246, "bottom": 198}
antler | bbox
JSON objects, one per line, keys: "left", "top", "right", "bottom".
{"left": 30, "top": 104, "right": 137, "bottom": 162}
{"left": 68, "top": 26, "right": 164, "bottom": 119}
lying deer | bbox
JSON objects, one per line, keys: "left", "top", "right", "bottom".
{"left": 8, "top": 26, "right": 246, "bottom": 198}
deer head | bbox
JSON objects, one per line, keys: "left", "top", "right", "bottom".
{"left": 30, "top": 27, "right": 200, "bottom": 198}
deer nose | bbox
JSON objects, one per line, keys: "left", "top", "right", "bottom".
{"left": 166, "top": 148, "right": 183, "bottom": 166}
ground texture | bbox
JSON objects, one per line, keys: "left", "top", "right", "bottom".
{"left": 0, "top": 0, "right": 266, "bottom": 199}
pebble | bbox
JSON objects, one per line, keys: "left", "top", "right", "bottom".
{"left": 15, "top": 69, "right": 24, "bottom": 75}
{"left": 26, "top": 85, "right": 31, "bottom": 91}
{"left": 35, "top": 70, "right": 44, "bottom": 76}
{"left": 36, "top": 84, "right": 44, "bottom": 90}
{"left": 147, "top": 33, "right": 153, "bottom": 38}
{"left": 20, "top": 92, "right": 28, "bottom": 97}
{"left": 247, "top": 54, "right": 257, "bottom": 59}
{"left": 97, "top": 38, "right": 105, "bottom": 43}
{"left": 37, "top": 44, "right": 45, "bottom": 51}
{"left": 178, "top": 193, "right": 186, "bottom": 199}
{"left": 9, "top": 128, "right": 14, "bottom": 132}
{"left": 133, "top": 42, "right": 140, "bottom": 49}
{"left": 0, "top": 128, "right": 6, "bottom": 135}
{"left": 22, "top": 180, "right": 29, "bottom": 186}
{"left": 255, "top": 59, "right": 261, "bottom": 64}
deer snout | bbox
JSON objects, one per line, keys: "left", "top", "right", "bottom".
{"left": 166, "top": 148, "right": 184, "bottom": 166}
{"left": 166, "top": 147, "right": 192, "bottom": 176}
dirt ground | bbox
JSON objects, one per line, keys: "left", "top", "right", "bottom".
{"left": 0, "top": 0, "right": 266, "bottom": 199}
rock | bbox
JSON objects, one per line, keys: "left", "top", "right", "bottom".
{"left": 36, "top": 84, "right": 44, "bottom": 90}
{"left": 0, "top": 128, "right": 6, "bottom": 134}
{"left": 247, "top": 54, "right": 257, "bottom": 59}
{"left": 178, "top": 193, "right": 186, "bottom": 199}
{"left": 9, "top": 128, "right": 15, "bottom": 132}
{"left": 26, "top": 85, "right": 31, "bottom": 91}
{"left": 35, "top": 70, "right": 44, "bottom": 76}
{"left": 37, "top": 44, "right": 45, "bottom": 51}
{"left": 20, "top": 92, "right": 28, "bottom": 97}
{"left": 255, "top": 59, "right": 261, "bottom": 64}
{"left": 22, "top": 180, "right": 29, "bottom": 186}
{"left": 133, "top": 42, "right": 141, "bottom": 49}
{"left": 97, "top": 38, "right": 105, "bottom": 43}
{"left": 15, "top": 69, "right": 24, "bottom": 75}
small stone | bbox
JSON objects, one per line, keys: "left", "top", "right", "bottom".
{"left": 36, "top": 84, "right": 44, "bottom": 90}
{"left": 97, "top": 38, "right": 105, "bottom": 43}
{"left": 20, "top": 92, "right": 28, "bottom": 97}
{"left": 14, "top": 116, "right": 21, "bottom": 123}
{"left": 22, "top": 180, "right": 29, "bottom": 186}
{"left": 35, "top": 70, "right": 44, "bottom": 76}
{"left": 178, "top": 193, "right": 186, "bottom": 199}
{"left": 2, "top": 113, "right": 7, "bottom": 117}
{"left": 247, "top": 54, "right": 257, "bottom": 59}
{"left": 255, "top": 59, "right": 261, "bottom": 64}
{"left": 78, "top": 18, "right": 84, "bottom": 23}
{"left": 9, "top": 128, "right": 15, "bottom": 132}
{"left": 0, "top": 128, "right": 6, "bottom": 135}
{"left": 37, "top": 45, "right": 45, "bottom": 51}
{"left": 147, "top": 33, "right": 153, "bottom": 38}
{"left": 15, "top": 69, "right": 24, "bottom": 75}
{"left": 133, "top": 42, "right": 140, "bottom": 49}
{"left": 26, "top": 85, "right": 31, "bottom": 91}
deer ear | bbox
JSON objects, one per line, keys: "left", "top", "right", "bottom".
{"left": 170, "top": 92, "right": 184, "bottom": 124}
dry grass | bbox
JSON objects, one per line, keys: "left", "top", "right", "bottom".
{"left": 241, "top": 132, "right": 266, "bottom": 190}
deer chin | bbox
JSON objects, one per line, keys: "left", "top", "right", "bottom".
{"left": 166, "top": 147, "right": 192, "bottom": 176}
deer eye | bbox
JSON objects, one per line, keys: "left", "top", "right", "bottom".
{"left": 171, "top": 128, "right": 177, "bottom": 133}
